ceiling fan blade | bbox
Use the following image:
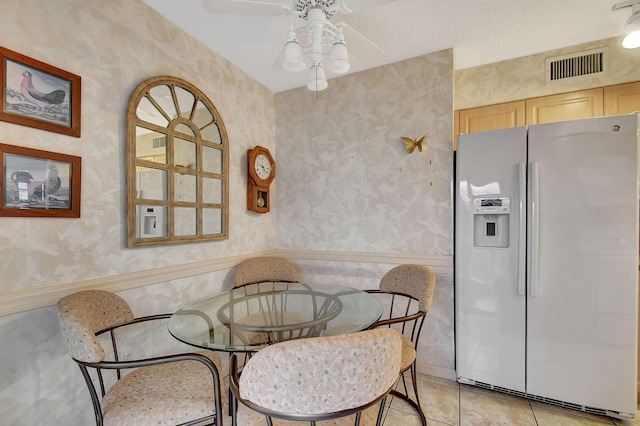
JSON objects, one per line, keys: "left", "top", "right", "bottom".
{"left": 201, "top": 0, "right": 293, "bottom": 16}
{"left": 339, "top": 23, "right": 386, "bottom": 64}
{"left": 339, "top": 0, "right": 398, "bottom": 13}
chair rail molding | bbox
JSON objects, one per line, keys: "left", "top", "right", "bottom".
{"left": 0, "top": 249, "right": 452, "bottom": 316}
{"left": 277, "top": 249, "right": 452, "bottom": 268}
{"left": 0, "top": 252, "right": 274, "bottom": 317}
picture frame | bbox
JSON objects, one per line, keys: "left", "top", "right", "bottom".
{"left": 0, "top": 143, "right": 81, "bottom": 218}
{"left": 0, "top": 46, "right": 81, "bottom": 137}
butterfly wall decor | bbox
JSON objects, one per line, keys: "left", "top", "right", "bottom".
{"left": 401, "top": 134, "right": 427, "bottom": 154}
{"left": 176, "top": 162, "right": 194, "bottom": 175}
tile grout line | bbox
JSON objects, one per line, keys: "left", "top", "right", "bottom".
{"left": 458, "top": 379, "right": 461, "bottom": 426}
{"left": 529, "top": 400, "right": 539, "bottom": 425}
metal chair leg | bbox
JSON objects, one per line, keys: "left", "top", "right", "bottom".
{"left": 388, "top": 367, "right": 426, "bottom": 425}
{"left": 230, "top": 388, "right": 237, "bottom": 426}
{"left": 411, "top": 364, "right": 422, "bottom": 408}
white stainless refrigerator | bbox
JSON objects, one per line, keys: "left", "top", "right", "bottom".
{"left": 454, "top": 114, "right": 639, "bottom": 419}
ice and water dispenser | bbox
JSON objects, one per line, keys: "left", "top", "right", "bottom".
{"left": 473, "top": 197, "right": 510, "bottom": 248}
{"left": 138, "top": 206, "right": 165, "bottom": 238}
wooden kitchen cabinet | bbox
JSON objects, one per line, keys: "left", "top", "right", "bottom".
{"left": 604, "top": 81, "right": 640, "bottom": 115}
{"left": 455, "top": 81, "right": 640, "bottom": 143}
{"left": 525, "top": 88, "right": 603, "bottom": 125}
{"left": 457, "top": 101, "right": 525, "bottom": 135}
{"left": 455, "top": 101, "right": 525, "bottom": 150}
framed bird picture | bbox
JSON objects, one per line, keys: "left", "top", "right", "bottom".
{"left": 0, "top": 143, "right": 81, "bottom": 217}
{"left": 0, "top": 46, "right": 81, "bottom": 137}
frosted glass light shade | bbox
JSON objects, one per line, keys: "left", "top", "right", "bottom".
{"left": 283, "top": 40, "right": 306, "bottom": 72}
{"left": 622, "top": 11, "right": 640, "bottom": 49}
{"left": 327, "top": 41, "right": 350, "bottom": 74}
{"left": 622, "top": 30, "right": 640, "bottom": 48}
{"left": 307, "top": 64, "right": 328, "bottom": 91}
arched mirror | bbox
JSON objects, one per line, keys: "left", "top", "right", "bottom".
{"left": 126, "top": 76, "right": 229, "bottom": 247}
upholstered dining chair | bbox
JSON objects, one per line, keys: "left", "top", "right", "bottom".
{"left": 231, "top": 257, "right": 301, "bottom": 354}
{"left": 366, "top": 264, "right": 436, "bottom": 425}
{"left": 232, "top": 256, "right": 299, "bottom": 287}
{"left": 229, "top": 328, "right": 402, "bottom": 426}
{"left": 57, "top": 290, "right": 225, "bottom": 426}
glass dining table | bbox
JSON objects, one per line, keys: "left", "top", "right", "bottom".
{"left": 168, "top": 282, "right": 384, "bottom": 352}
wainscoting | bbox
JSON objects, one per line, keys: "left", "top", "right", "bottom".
{"left": 0, "top": 249, "right": 455, "bottom": 380}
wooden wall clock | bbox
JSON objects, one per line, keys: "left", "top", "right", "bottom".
{"left": 247, "top": 145, "right": 275, "bottom": 213}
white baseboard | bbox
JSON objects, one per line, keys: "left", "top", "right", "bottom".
{"left": 416, "top": 361, "right": 457, "bottom": 381}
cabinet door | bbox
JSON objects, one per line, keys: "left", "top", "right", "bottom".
{"left": 525, "top": 88, "right": 603, "bottom": 124}
{"left": 457, "top": 101, "right": 525, "bottom": 135}
{"left": 604, "top": 81, "right": 640, "bottom": 116}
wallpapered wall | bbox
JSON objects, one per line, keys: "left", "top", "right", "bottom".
{"left": 276, "top": 52, "right": 454, "bottom": 255}
{"left": 455, "top": 36, "right": 640, "bottom": 110}
{"left": 0, "top": 0, "right": 276, "bottom": 424}
{"left": 0, "top": 0, "right": 276, "bottom": 295}
{"left": 274, "top": 50, "right": 456, "bottom": 379}
{"left": 4, "top": 0, "right": 631, "bottom": 424}
{"left": 0, "top": 0, "right": 456, "bottom": 424}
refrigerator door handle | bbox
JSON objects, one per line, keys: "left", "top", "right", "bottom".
{"left": 517, "top": 162, "right": 526, "bottom": 296}
{"left": 530, "top": 161, "right": 540, "bottom": 297}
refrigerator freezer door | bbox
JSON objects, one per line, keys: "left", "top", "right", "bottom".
{"left": 526, "top": 114, "right": 639, "bottom": 415}
{"left": 455, "top": 126, "right": 528, "bottom": 392}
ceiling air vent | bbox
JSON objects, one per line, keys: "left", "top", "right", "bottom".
{"left": 546, "top": 48, "right": 608, "bottom": 83}
{"left": 152, "top": 136, "right": 166, "bottom": 148}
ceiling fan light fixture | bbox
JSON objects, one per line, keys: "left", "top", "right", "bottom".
{"left": 623, "top": 12, "right": 640, "bottom": 48}
{"left": 282, "top": 31, "right": 306, "bottom": 72}
{"left": 276, "top": 0, "right": 384, "bottom": 90}
{"left": 327, "top": 40, "right": 350, "bottom": 74}
{"left": 307, "top": 64, "right": 328, "bottom": 91}
{"left": 622, "top": 30, "right": 640, "bottom": 48}
{"left": 283, "top": 41, "right": 306, "bottom": 72}
{"left": 614, "top": 1, "right": 640, "bottom": 48}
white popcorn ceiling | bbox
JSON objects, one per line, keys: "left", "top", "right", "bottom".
{"left": 143, "top": 0, "right": 629, "bottom": 93}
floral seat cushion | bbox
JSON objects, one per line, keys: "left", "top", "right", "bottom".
{"left": 102, "top": 351, "right": 224, "bottom": 426}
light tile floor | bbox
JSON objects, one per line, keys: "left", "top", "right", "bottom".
{"left": 380, "top": 374, "right": 640, "bottom": 426}
{"left": 222, "top": 373, "right": 640, "bottom": 426}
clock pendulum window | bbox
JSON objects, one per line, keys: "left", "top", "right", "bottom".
{"left": 247, "top": 146, "right": 275, "bottom": 213}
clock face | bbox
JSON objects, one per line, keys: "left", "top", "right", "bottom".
{"left": 254, "top": 153, "right": 272, "bottom": 180}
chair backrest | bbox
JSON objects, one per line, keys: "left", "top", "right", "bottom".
{"left": 237, "top": 328, "right": 402, "bottom": 417}
{"left": 57, "top": 290, "right": 134, "bottom": 363}
{"left": 220, "top": 283, "right": 343, "bottom": 347}
{"left": 379, "top": 264, "right": 436, "bottom": 312}
{"left": 233, "top": 256, "right": 300, "bottom": 287}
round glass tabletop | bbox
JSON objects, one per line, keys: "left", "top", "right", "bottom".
{"left": 168, "top": 282, "right": 383, "bottom": 352}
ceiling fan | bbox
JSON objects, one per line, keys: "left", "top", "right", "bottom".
{"left": 201, "top": 0, "right": 399, "bottom": 91}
